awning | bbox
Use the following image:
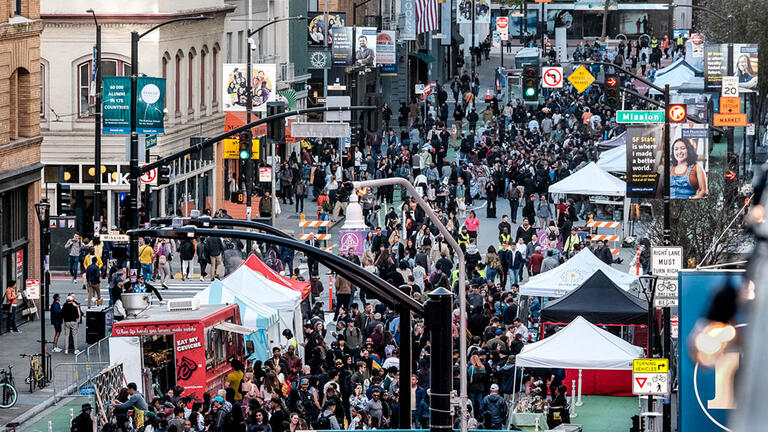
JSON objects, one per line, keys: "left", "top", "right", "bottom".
{"left": 409, "top": 52, "right": 435, "bottom": 64}
{"left": 452, "top": 30, "right": 465, "bottom": 45}
{"left": 213, "top": 322, "right": 258, "bottom": 335}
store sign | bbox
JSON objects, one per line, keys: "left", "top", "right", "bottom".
{"left": 376, "top": 31, "right": 396, "bottom": 65}
{"left": 15, "top": 250, "right": 23, "bottom": 280}
{"left": 679, "top": 271, "right": 744, "bottom": 432}
{"left": 25, "top": 279, "right": 39, "bottom": 300}
{"left": 102, "top": 76, "right": 132, "bottom": 134}
{"left": 626, "top": 125, "right": 663, "bottom": 198}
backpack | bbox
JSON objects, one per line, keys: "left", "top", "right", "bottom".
{"left": 313, "top": 412, "right": 333, "bottom": 429}
{"left": 547, "top": 229, "right": 557, "bottom": 241}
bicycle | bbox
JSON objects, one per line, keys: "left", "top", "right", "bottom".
{"left": 21, "top": 353, "right": 46, "bottom": 393}
{"left": 0, "top": 365, "right": 17, "bottom": 408}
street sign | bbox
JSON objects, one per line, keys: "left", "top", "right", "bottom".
{"left": 747, "top": 123, "right": 756, "bottom": 135}
{"left": 414, "top": 84, "right": 426, "bottom": 94}
{"left": 671, "top": 315, "right": 679, "bottom": 339}
{"left": 496, "top": 17, "right": 509, "bottom": 41}
{"left": 654, "top": 279, "right": 678, "bottom": 307}
{"left": 327, "top": 83, "right": 347, "bottom": 91}
{"left": 713, "top": 113, "right": 748, "bottom": 127}
{"left": 145, "top": 134, "right": 157, "bottom": 149}
{"left": 721, "top": 76, "right": 738, "bottom": 97}
{"left": 668, "top": 104, "right": 687, "bottom": 123}
{"left": 616, "top": 110, "right": 665, "bottom": 123}
{"left": 222, "top": 138, "right": 260, "bottom": 159}
{"left": 633, "top": 372, "right": 669, "bottom": 395}
{"left": 541, "top": 67, "right": 563, "bottom": 88}
{"left": 651, "top": 246, "right": 683, "bottom": 278}
{"left": 25, "top": 279, "right": 40, "bottom": 300}
{"left": 567, "top": 65, "right": 595, "bottom": 93}
{"left": 633, "top": 358, "right": 669, "bottom": 373}
{"left": 139, "top": 164, "right": 158, "bottom": 186}
{"left": 719, "top": 97, "right": 741, "bottom": 114}
{"left": 259, "top": 167, "right": 272, "bottom": 182}
{"left": 101, "top": 234, "right": 129, "bottom": 242}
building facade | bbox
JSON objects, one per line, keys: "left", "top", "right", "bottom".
{"left": 40, "top": 0, "right": 234, "bottom": 234}
{"left": 0, "top": 0, "right": 44, "bottom": 315}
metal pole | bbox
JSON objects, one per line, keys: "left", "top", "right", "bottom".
{"left": 540, "top": 2, "right": 545, "bottom": 51}
{"left": 426, "top": 287, "right": 453, "bottom": 432}
{"left": 129, "top": 31, "right": 140, "bottom": 270}
{"left": 726, "top": 21, "right": 735, "bottom": 157}
{"left": 39, "top": 219, "right": 47, "bottom": 383}
{"left": 399, "top": 306, "right": 412, "bottom": 428}
{"left": 353, "top": 177, "right": 468, "bottom": 432}
{"left": 663, "top": 83, "right": 670, "bottom": 246}
{"left": 470, "top": 0, "right": 475, "bottom": 76}
{"left": 271, "top": 138, "right": 276, "bottom": 226}
{"left": 246, "top": 0, "right": 254, "bottom": 253}
{"left": 323, "top": 1, "right": 328, "bottom": 100}
{"left": 94, "top": 23, "right": 102, "bottom": 227}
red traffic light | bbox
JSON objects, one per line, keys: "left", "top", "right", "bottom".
{"left": 606, "top": 77, "right": 618, "bottom": 87}
{"left": 724, "top": 170, "right": 736, "bottom": 180}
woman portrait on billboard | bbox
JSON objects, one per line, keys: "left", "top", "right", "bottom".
{"left": 670, "top": 138, "right": 707, "bottom": 199}
{"left": 735, "top": 53, "right": 758, "bottom": 91}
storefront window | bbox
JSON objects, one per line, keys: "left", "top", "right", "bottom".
{"left": 62, "top": 165, "right": 80, "bottom": 183}
{"left": 142, "top": 335, "right": 176, "bottom": 395}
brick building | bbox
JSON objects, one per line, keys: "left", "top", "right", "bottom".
{"left": 0, "top": 0, "right": 44, "bottom": 319}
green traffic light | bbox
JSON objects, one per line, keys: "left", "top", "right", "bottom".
{"left": 525, "top": 87, "right": 536, "bottom": 97}
{"left": 239, "top": 150, "right": 250, "bottom": 160}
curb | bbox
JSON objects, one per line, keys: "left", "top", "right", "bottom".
{"left": 2, "top": 393, "right": 57, "bottom": 432}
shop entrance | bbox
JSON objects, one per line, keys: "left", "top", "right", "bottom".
{"left": 142, "top": 335, "right": 176, "bottom": 396}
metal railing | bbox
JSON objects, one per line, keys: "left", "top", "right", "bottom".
{"left": 52, "top": 361, "right": 109, "bottom": 400}
{"left": 74, "top": 336, "right": 110, "bottom": 365}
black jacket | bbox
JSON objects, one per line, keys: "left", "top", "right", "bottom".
{"left": 62, "top": 302, "right": 79, "bottom": 323}
{"left": 179, "top": 240, "right": 196, "bottom": 261}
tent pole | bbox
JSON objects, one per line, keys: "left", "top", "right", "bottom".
{"left": 570, "top": 379, "right": 578, "bottom": 418}
{"left": 576, "top": 369, "right": 583, "bottom": 406}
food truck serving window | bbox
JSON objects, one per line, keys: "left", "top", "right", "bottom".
{"left": 213, "top": 322, "right": 257, "bottom": 335}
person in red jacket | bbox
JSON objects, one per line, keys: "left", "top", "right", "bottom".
{"left": 529, "top": 246, "right": 544, "bottom": 276}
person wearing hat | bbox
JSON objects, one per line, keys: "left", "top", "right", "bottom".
{"left": 481, "top": 383, "right": 508, "bottom": 429}
{"left": 71, "top": 403, "right": 94, "bottom": 432}
{"left": 209, "top": 396, "right": 231, "bottom": 432}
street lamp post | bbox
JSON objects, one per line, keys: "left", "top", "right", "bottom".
{"left": 34, "top": 201, "right": 50, "bottom": 385}
{"left": 352, "top": 177, "right": 469, "bottom": 432}
{"left": 87, "top": 9, "right": 102, "bottom": 231}
{"left": 128, "top": 15, "right": 209, "bottom": 270}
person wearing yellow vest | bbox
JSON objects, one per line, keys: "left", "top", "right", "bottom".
{"left": 458, "top": 226, "right": 470, "bottom": 252}
{"left": 499, "top": 230, "right": 511, "bottom": 250}
{"left": 138, "top": 237, "right": 155, "bottom": 282}
{"left": 650, "top": 37, "right": 659, "bottom": 50}
{"left": 563, "top": 228, "right": 581, "bottom": 257}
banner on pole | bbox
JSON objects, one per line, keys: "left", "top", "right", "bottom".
{"left": 625, "top": 125, "right": 663, "bottom": 198}
{"left": 102, "top": 76, "right": 131, "bottom": 134}
{"left": 222, "top": 64, "right": 277, "bottom": 112}
{"left": 135, "top": 77, "right": 165, "bottom": 135}
{"left": 401, "top": 0, "right": 416, "bottom": 40}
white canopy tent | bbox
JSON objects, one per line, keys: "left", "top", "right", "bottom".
{"left": 516, "top": 316, "right": 644, "bottom": 370}
{"left": 520, "top": 249, "right": 639, "bottom": 297}
{"left": 597, "top": 145, "right": 626, "bottom": 173}
{"left": 219, "top": 264, "right": 304, "bottom": 350}
{"left": 549, "top": 162, "right": 625, "bottom": 196}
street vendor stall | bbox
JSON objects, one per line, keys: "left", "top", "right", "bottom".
{"left": 109, "top": 304, "right": 251, "bottom": 401}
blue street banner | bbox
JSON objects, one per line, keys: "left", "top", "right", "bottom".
{"left": 102, "top": 76, "right": 131, "bottom": 134}
{"left": 401, "top": 0, "right": 416, "bottom": 40}
{"left": 679, "top": 271, "right": 745, "bottom": 432}
{"left": 136, "top": 76, "right": 166, "bottom": 134}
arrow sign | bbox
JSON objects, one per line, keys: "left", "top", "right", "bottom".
{"left": 635, "top": 377, "right": 647, "bottom": 388}
{"left": 541, "top": 67, "right": 563, "bottom": 88}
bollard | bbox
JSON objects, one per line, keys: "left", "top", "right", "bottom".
{"left": 48, "top": 420, "right": 52, "bottom": 432}
{"left": 328, "top": 274, "right": 334, "bottom": 312}
{"left": 570, "top": 379, "right": 578, "bottom": 418}
{"left": 576, "top": 369, "right": 583, "bottom": 406}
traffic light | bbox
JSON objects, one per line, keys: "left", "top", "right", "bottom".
{"left": 522, "top": 64, "right": 538, "bottom": 102}
{"left": 238, "top": 130, "right": 253, "bottom": 160}
{"left": 56, "top": 183, "right": 71, "bottom": 214}
{"left": 267, "top": 101, "right": 286, "bottom": 142}
{"left": 725, "top": 152, "right": 739, "bottom": 182}
{"left": 158, "top": 166, "right": 171, "bottom": 185}
{"left": 604, "top": 74, "right": 620, "bottom": 109}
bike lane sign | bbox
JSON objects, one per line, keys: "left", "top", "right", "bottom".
{"left": 633, "top": 372, "right": 669, "bottom": 395}
{"left": 651, "top": 246, "right": 682, "bottom": 306}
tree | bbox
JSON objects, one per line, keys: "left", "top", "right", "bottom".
{"left": 600, "top": 0, "right": 612, "bottom": 40}
{"left": 645, "top": 176, "right": 751, "bottom": 267}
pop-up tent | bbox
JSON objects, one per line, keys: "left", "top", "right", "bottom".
{"left": 516, "top": 316, "right": 644, "bottom": 370}
{"left": 541, "top": 270, "right": 647, "bottom": 326}
{"left": 520, "top": 249, "right": 639, "bottom": 297}
{"left": 597, "top": 144, "right": 626, "bottom": 173}
{"left": 219, "top": 263, "right": 304, "bottom": 351}
{"left": 549, "top": 162, "right": 626, "bottom": 196}
{"left": 244, "top": 254, "right": 311, "bottom": 299}
{"left": 194, "top": 280, "right": 280, "bottom": 362}
{"left": 596, "top": 131, "right": 626, "bottom": 149}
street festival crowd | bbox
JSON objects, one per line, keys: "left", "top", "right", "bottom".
{"left": 67, "top": 36, "right": 684, "bottom": 432}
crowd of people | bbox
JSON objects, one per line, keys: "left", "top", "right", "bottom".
{"left": 59, "top": 33, "right": 672, "bottom": 432}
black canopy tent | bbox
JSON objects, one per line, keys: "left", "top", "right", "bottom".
{"left": 540, "top": 270, "right": 648, "bottom": 334}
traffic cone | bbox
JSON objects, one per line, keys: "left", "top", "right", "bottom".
{"left": 485, "top": 88, "right": 491, "bottom": 102}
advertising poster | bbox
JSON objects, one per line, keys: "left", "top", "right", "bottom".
{"left": 355, "top": 27, "right": 377, "bottom": 67}
{"left": 511, "top": 10, "right": 538, "bottom": 37}
{"left": 670, "top": 123, "right": 709, "bottom": 199}
{"left": 376, "top": 30, "right": 396, "bottom": 65}
{"left": 331, "top": 27, "right": 354, "bottom": 65}
{"left": 307, "top": 12, "right": 345, "bottom": 46}
{"left": 401, "top": 0, "right": 416, "bottom": 40}
{"left": 679, "top": 271, "right": 744, "bottom": 432}
{"left": 222, "top": 64, "right": 276, "bottom": 112}
{"left": 339, "top": 231, "right": 368, "bottom": 256}
{"left": 626, "top": 125, "right": 664, "bottom": 198}
{"left": 705, "top": 44, "right": 758, "bottom": 92}
{"left": 618, "top": 12, "right": 650, "bottom": 35}
{"left": 135, "top": 77, "right": 165, "bottom": 135}
{"left": 457, "top": 0, "right": 490, "bottom": 24}
{"left": 102, "top": 76, "right": 131, "bottom": 134}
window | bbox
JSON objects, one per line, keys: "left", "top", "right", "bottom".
{"left": 78, "top": 59, "right": 129, "bottom": 117}
{"left": 200, "top": 50, "right": 206, "bottom": 107}
{"left": 226, "top": 33, "right": 232, "bottom": 63}
{"left": 40, "top": 64, "right": 45, "bottom": 118}
{"left": 237, "top": 31, "right": 244, "bottom": 63}
{"left": 175, "top": 54, "right": 182, "bottom": 115}
{"left": 15, "top": 0, "right": 21, "bottom": 16}
{"left": 212, "top": 48, "right": 218, "bottom": 103}
{"left": 188, "top": 52, "right": 195, "bottom": 112}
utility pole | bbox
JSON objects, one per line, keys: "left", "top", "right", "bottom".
{"left": 246, "top": 0, "right": 254, "bottom": 253}
{"left": 662, "top": 81, "right": 672, "bottom": 432}
{"left": 87, "top": 9, "right": 102, "bottom": 230}
{"left": 470, "top": 0, "right": 475, "bottom": 76}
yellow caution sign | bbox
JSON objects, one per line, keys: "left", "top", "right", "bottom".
{"left": 568, "top": 65, "right": 596, "bottom": 94}
{"left": 633, "top": 358, "right": 668, "bottom": 374}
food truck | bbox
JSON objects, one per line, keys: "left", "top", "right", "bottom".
{"left": 109, "top": 302, "right": 252, "bottom": 401}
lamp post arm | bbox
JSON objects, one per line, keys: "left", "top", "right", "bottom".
{"left": 139, "top": 15, "right": 209, "bottom": 39}
{"left": 248, "top": 15, "right": 304, "bottom": 37}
